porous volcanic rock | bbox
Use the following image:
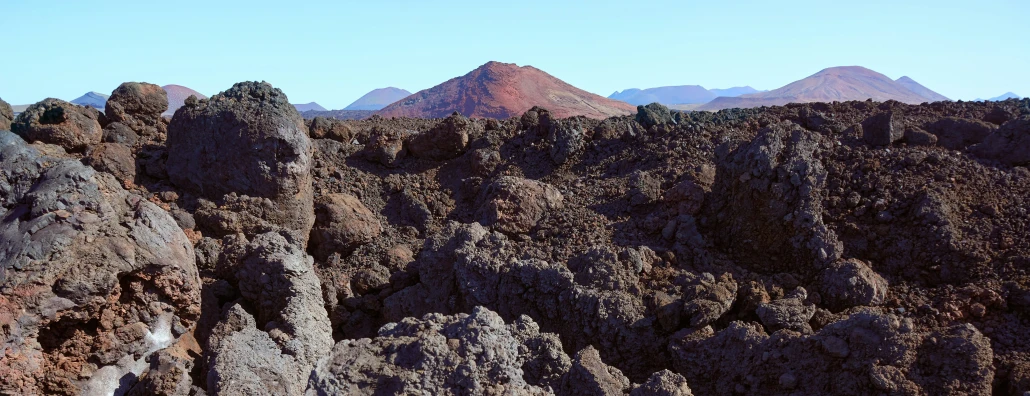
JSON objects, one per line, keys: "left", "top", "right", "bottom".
{"left": 819, "top": 258, "right": 889, "bottom": 311}
{"left": 309, "top": 193, "right": 382, "bottom": 260}
{"left": 10, "top": 98, "right": 102, "bottom": 152}
{"left": 167, "top": 81, "right": 314, "bottom": 238}
{"left": 205, "top": 231, "right": 332, "bottom": 395}
{"left": 671, "top": 310, "right": 994, "bottom": 395}
{"left": 309, "top": 307, "right": 556, "bottom": 395}
{"left": 85, "top": 142, "right": 136, "bottom": 183}
{"left": 476, "top": 176, "right": 564, "bottom": 234}
{"left": 406, "top": 112, "right": 472, "bottom": 160}
{"left": 972, "top": 116, "right": 1030, "bottom": 165}
{"left": 105, "top": 82, "right": 169, "bottom": 142}
{"left": 0, "top": 131, "right": 200, "bottom": 395}
{"left": 0, "top": 97, "right": 13, "bottom": 131}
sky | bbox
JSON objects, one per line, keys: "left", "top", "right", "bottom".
{"left": 1, "top": 0, "right": 1027, "bottom": 109}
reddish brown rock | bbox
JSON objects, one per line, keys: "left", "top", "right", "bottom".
{"left": 11, "top": 98, "right": 102, "bottom": 152}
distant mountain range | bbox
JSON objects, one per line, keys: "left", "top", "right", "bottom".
{"left": 163, "top": 85, "right": 207, "bottom": 116}
{"left": 895, "top": 76, "right": 950, "bottom": 102}
{"left": 698, "top": 66, "right": 949, "bottom": 111}
{"left": 975, "top": 92, "right": 1022, "bottom": 101}
{"left": 609, "top": 86, "right": 762, "bottom": 106}
{"left": 70, "top": 92, "right": 109, "bottom": 109}
{"left": 377, "top": 61, "right": 635, "bottom": 119}
{"left": 345, "top": 87, "right": 412, "bottom": 111}
{"left": 293, "top": 102, "right": 327, "bottom": 112}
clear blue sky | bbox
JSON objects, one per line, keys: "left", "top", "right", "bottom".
{"left": 1, "top": 0, "right": 1027, "bottom": 108}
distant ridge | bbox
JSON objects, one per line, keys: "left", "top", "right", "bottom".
{"left": 71, "top": 92, "right": 109, "bottom": 109}
{"left": 609, "top": 86, "right": 715, "bottom": 106}
{"left": 699, "top": 66, "right": 934, "bottom": 111}
{"left": 609, "top": 85, "right": 763, "bottom": 106}
{"left": 294, "top": 102, "right": 327, "bottom": 112}
{"left": 984, "top": 92, "right": 1021, "bottom": 101}
{"left": 378, "top": 61, "right": 635, "bottom": 119}
{"left": 345, "top": 87, "right": 412, "bottom": 111}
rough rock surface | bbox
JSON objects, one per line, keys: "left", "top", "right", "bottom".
{"left": 407, "top": 112, "right": 472, "bottom": 160}
{"left": 10, "top": 98, "right": 102, "bottom": 152}
{"left": 477, "top": 176, "right": 564, "bottom": 234}
{"left": 308, "top": 307, "right": 554, "bottom": 395}
{"left": 167, "top": 81, "right": 314, "bottom": 238}
{"left": 0, "top": 131, "right": 200, "bottom": 395}
{"left": 0, "top": 97, "right": 12, "bottom": 131}
{"left": 309, "top": 193, "right": 382, "bottom": 260}
{"left": 819, "top": 258, "right": 889, "bottom": 311}
{"left": 205, "top": 231, "right": 332, "bottom": 395}
{"left": 105, "top": 82, "right": 169, "bottom": 142}
{"left": 4, "top": 81, "right": 1030, "bottom": 395}
{"left": 85, "top": 142, "right": 136, "bottom": 183}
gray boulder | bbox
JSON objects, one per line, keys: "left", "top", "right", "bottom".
{"left": 307, "top": 307, "right": 554, "bottom": 395}
{"left": 407, "top": 112, "right": 472, "bottom": 160}
{"left": 819, "top": 258, "right": 889, "bottom": 311}
{"left": 477, "top": 176, "right": 564, "bottom": 234}
{"left": 636, "top": 103, "right": 675, "bottom": 129}
{"left": 862, "top": 111, "right": 904, "bottom": 146}
{"left": 206, "top": 231, "right": 332, "bottom": 395}
{"left": 0, "top": 131, "right": 200, "bottom": 395}
{"left": 167, "top": 81, "right": 314, "bottom": 239}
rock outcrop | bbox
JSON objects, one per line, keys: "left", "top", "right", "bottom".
{"left": 167, "top": 81, "right": 315, "bottom": 239}
{"left": 10, "top": 98, "right": 102, "bottom": 152}
{"left": 0, "top": 97, "right": 12, "bottom": 131}
{"left": 0, "top": 131, "right": 200, "bottom": 395}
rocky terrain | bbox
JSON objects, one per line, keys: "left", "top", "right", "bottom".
{"left": 0, "top": 82, "right": 1029, "bottom": 395}
{"left": 377, "top": 61, "right": 636, "bottom": 119}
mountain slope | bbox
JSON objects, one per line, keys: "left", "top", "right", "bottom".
{"left": 163, "top": 85, "right": 207, "bottom": 116}
{"left": 609, "top": 85, "right": 716, "bottom": 106}
{"left": 700, "top": 66, "right": 931, "bottom": 111}
{"left": 71, "top": 92, "right": 109, "bottom": 109}
{"left": 895, "top": 76, "right": 949, "bottom": 102}
{"left": 377, "top": 61, "right": 635, "bottom": 119}
{"left": 988, "top": 92, "right": 1021, "bottom": 101}
{"left": 709, "top": 86, "right": 762, "bottom": 97}
{"left": 345, "top": 87, "right": 412, "bottom": 111}
{"left": 294, "top": 102, "right": 327, "bottom": 112}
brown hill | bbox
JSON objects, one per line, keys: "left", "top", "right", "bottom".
{"left": 377, "top": 61, "right": 635, "bottom": 119}
{"left": 700, "top": 66, "right": 931, "bottom": 111}
{"left": 163, "top": 84, "right": 208, "bottom": 116}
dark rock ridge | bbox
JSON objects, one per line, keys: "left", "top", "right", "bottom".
{"left": 2, "top": 78, "right": 1029, "bottom": 395}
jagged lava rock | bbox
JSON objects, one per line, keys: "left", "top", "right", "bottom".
{"left": 11, "top": 98, "right": 102, "bottom": 152}
{"left": 477, "top": 176, "right": 564, "bottom": 234}
{"left": 105, "top": 82, "right": 169, "bottom": 141}
{"left": 0, "top": 97, "right": 13, "bottom": 131}
{"left": 0, "top": 131, "right": 200, "bottom": 394}
{"left": 166, "top": 81, "right": 314, "bottom": 237}
{"left": 309, "top": 193, "right": 382, "bottom": 260}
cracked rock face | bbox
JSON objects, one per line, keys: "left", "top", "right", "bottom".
{"left": 11, "top": 98, "right": 103, "bottom": 153}
{"left": 0, "top": 131, "right": 200, "bottom": 395}
{"left": 167, "top": 81, "right": 315, "bottom": 240}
